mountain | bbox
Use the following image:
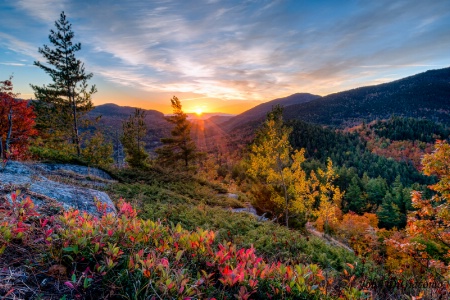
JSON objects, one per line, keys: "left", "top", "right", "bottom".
{"left": 206, "top": 115, "right": 235, "bottom": 125}
{"left": 89, "top": 103, "right": 165, "bottom": 119}
{"left": 284, "top": 67, "right": 450, "bottom": 127}
{"left": 87, "top": 103, "right": 169, "bottom": 150}
{"left": 186, "top": 112, "right": 235, "bottom": 120}
{"left": 223, "top": 93, "right": 320, "bottom": 130}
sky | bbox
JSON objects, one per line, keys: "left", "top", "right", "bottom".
{"left": 0, "top": 0, "right": 449, "bottom": 114}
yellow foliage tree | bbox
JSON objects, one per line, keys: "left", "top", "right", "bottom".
{"left": 247, "top": 106, "right": 317, "bottom": 227}
{"left": 315, "top": 158, "right": 344, "bottom": 234}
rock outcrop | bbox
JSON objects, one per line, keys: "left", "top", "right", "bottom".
{"left": 0, "top": 161, "right": 116, "bottom": 214}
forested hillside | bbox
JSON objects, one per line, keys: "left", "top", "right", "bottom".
{"left": 87, "top": 103, "right": 170, "bottom": 151}
{"left": 282, "top": 67, "right": 450, "bottom": 127}
{"left": 223, "top": 93, "right": 320, "bottom": 130}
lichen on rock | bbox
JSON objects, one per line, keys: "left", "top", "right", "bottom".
{"left": 0, "top": 161, "right": 116, "bottom": 215}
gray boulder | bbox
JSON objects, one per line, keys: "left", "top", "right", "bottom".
{"left": 0, "top": 161, "right": 116, "bottom": 215}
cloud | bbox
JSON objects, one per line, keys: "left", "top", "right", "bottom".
{"left": 0, "top": 33, "right": 40, "bottom": 60}
{"left": 14, "top": 0, "right": 68, "bottom": 22}
{"left": 0, "top": 62, "right": 28, "bottom": 67}
{"left": 4, "top": 0, "right": 450, "bottom": 106}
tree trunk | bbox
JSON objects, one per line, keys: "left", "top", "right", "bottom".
{"left": 6, "top": 107, "right": 13, "bottom": 153}
{"left": 277, "top": 156, "right": 289, "bottom": 228}
{"left": 283, "top": 183, "right": 289, "bottom": 228}
{"left": 0, "top": 137, "right": 3, "bottom": 162}
{"left": 72, "top": 95, "right": 80, "bottom": 157}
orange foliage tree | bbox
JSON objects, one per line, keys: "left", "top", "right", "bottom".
{"left": 388, "top": 140, "right": 450, "bottom": 279}
{"left": 336, "top": 212, "right": 379, "bottom": 256}
{"left": 0, "top": 79, "right": 37, "bottom": 161}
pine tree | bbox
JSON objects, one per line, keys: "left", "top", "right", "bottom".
{"left": 156, "top": 96, "right": 200, "bottom": 168}
{"left": 31, "top": 11, "right": 96, "bottom": 156}
{"left": 113, "top": 130, "right": 125, "bottom": 168}
{"left": 345, "top": 176, "right": 366, "bottom": 214}
{"left": 392, "top": 175, "right": 412, "bottom": 213}
{"left": 377, "top": 192, "right": 403, "bottom": 229}
{"left": 121, "top": 108, "right": 148, "bottom": 168}
{"left": 366, "top": 176, "right": 388, "bottom": 209}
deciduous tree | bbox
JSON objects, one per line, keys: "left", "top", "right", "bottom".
{"left": 247, "top": 106, "right": 318, "bottom": 227}
{"left": 388, "top": 140, "right": 450, "bottom": 279}
{"left": 82, "top": 131, "right": 113, "bottom": 168}
{"left": 0, "top": 79, "right": 37, "bottom": 162}
{"left": 315, "top": 158, "right": 344, "bottom": 234}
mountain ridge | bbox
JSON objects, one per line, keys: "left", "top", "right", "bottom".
{"left": 224, "top": 67, "right": 450, "bottom": 130}
{"left": 223, "top": 93, "right": 320, "bottom": 130}
{"left": 284, "top": 67, "right": 450, "bottom": 127}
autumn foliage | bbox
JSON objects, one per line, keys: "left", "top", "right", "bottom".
{"left": 387, "top": 140, "right": 450, "bottom": 279}
{"left": 0, "top": 79, "right": 37, "bottom": 160}
{"left": 0, "top": 191, "right": 370, "bottom": 299}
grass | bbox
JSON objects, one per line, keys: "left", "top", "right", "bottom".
{"left": 106, "top": 167, "right": 359, "bottom": 272}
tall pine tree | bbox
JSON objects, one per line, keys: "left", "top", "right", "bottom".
{"left": 156, "top": 96, "right": 200, "bottom": 168}
{"left": 31, "top": 11, "right": 96, "bottom": 156}
{"left": 121, "top": 108, "right": 149, "bottom": 168}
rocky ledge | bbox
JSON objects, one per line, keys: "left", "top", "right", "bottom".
{"left": 0, "top": 161, "right": 116, "bottom": 214}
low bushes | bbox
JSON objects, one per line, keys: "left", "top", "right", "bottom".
{"left": 0, "top": 192, "right": 366, "bottom": 299}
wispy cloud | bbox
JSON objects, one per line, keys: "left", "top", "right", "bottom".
{"left": 2, "top": 0, "right": 450, "bottom": 111}
{"left": 0, "top": 62, "right": 28, "bottom": 67}
{"left": 14, "top": 0, "right": 68, "bottom": 22}
{"left": 0, "top": 33, "right": 40, "bottom": 60}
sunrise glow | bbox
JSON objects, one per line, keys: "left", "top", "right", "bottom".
{"left": 1, "top": 1, "right": 449, "bottom": 114}
{"left": 194, "top": 108, "right": 203, "bottom": 116}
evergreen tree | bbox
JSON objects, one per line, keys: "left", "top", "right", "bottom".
{"left": 392, "top": 175, "right": 412, "bottom": 213}
{"left": 31, "top": 11, "right": 96, "bottom": 156}
{"left": 121, "top": 108, "right": 148, "bottom": 168}
{"left": 156, "top": 96, "right": 200, "bottom": 168}
{"left": 377, "top": 192, "right": 404, "bottom": 229}
{"left": 345, "top": 176, "right": 366, "bottom": 214}
{"left": 366, "top": 176, "right": 388, "bottom": 209}
{"left": 113, "top": 130, "right": 125, "bottom": 168}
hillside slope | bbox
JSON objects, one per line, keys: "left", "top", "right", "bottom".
{"left": 284, "top": 67, "right": 450, "bottom": 127}
{"left": 87, "top": 103, "right": 170, "bottom": 150}
{"left": 223, "top": 93, "right": 320, "bottom": 130}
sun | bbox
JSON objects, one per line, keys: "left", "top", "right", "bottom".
{"left": 194, "top": 108, "right": 204, "bottom": 116}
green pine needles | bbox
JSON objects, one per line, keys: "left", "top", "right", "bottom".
{"left": 31, "top": 11, "right": 96, "bottom": 156}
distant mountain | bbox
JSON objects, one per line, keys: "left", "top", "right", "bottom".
{"left": 186, "top": 112, "right": 235, "bottom": 120}
{"left": 284, "top": 67, "right": 450, "bottom": 127}
{"left": 90, "top": 103, "right": 164, "bottom": 119}
{"left": 206, "top": 115, "right": 234, "bottom": 125}
{"left": 87, "top": 103, "right": 169, "bottom": 151}
{"left": 223, "top": 93, "right": 320, "bottom": 130}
